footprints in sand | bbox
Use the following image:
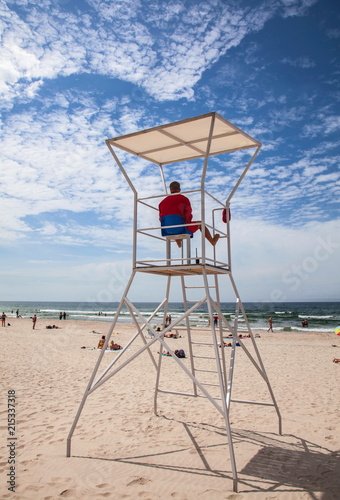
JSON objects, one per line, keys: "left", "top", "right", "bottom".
{"left": 126, "top": 476, "right": 152, "bottom": 486}
{"left": 125, "top": 477, "right": 156, "bottom": 499}
{"left": 92, "top": 484, "right": 116, "bottom": 497}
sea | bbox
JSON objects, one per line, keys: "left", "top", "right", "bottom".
{"left": 0, "top": 301, "right": 339, "bottom": 333}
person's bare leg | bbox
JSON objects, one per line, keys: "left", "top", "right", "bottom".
{"left": 175, "top": 239, "right": 182, "bottom": 248}
{"left": 204, "top": 227, "right": 220, "bottom": 246}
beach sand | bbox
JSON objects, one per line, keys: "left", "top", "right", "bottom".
{"left": 0, "top": 317, "right": 339, "bottom": 499}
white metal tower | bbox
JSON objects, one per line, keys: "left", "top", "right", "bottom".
{"left": 66, "top": 112, "right": 282, "bottom": 493}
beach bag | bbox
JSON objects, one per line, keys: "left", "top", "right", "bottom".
{"left": 176, "top": 349, "right": 185, "bottom": 358}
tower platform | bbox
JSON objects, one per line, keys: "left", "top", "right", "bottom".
{"left": 135, "top": 262, "right": 230, "bottom": 276}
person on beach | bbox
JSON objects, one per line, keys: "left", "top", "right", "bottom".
{"left": 97, "top": 335, "right": 106, "bottom": 349}
{"left": 218, "top": 341, "right": 232, "bottom": 347}
{"left": 267, "top": 317, "right": 273, "bottom": 332}
{"left": 1, "top": 312, "right": 7, "bottom": 327}
{"left": 32, "top": 314, "right": 37, "bottom": 329}
{"left": 164, "top": 332, "right": 180, "bottom": 338}
{"left": 109, "top": 340, "right": 122, "bottom": 350}
{"left": 159, "top": 181, "right": 220, "bottom": 248}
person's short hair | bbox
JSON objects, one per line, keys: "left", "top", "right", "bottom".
{"left": 170, "top": 181, "right": 180, "bottom": 193}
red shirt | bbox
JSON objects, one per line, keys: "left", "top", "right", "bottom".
{"left": 159, "top": 193, "right": 199, "bottom": 233}
{"left": 159, "top": 193, "right": 193, "bottom": 223}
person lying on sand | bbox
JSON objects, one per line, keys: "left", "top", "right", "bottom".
{"left": 333, "top": 358, "right": 340, "bottom": 364}
{"left": 109, "top": 340, "right": 122, "bottom": 350}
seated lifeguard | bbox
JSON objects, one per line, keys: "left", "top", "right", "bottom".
{"left": 159, "top": 181, "right": 220, "bottom": 248}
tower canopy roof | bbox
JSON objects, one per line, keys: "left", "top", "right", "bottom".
{"left": 107, "top": 112, "right": 261, "bottom": 166}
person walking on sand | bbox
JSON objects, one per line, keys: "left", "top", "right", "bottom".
{"left": 2, "top": 312, "right": 7, "bottom": 327}
{"left": 32, "top": 314, "right": 37, "bottom": 330}
{"left": 159, "top": 181, "right": 220, "bottom": 248}
{"left": 267, "top": 317, "right": 273, "bottom": 332}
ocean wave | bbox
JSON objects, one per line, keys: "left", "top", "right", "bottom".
{"left": 1, "top": 301, "right": 339, "bottom": 332}
{"left": 299, "top": 315, "right": 333, "bottom": 319}
{"left": 40, "top": 309, "right": 117, "bottom": 315}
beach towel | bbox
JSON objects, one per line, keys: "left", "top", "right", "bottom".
{"left": 83, "top": 348, "right": 125, "bottom": 351}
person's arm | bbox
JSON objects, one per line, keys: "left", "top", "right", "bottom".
{"left": 179, "top": 196, "right": 193, "bottom": 223}
{"left": 158, "top": 199, "right": 164, "bottom": 221}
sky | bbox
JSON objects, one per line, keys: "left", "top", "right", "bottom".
{"left": 0, "top": 0, "right": 339, "bottom": 304}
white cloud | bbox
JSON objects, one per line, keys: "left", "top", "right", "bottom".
{"left": 0, "top": 0, "right": 316, "bottom": 105}
{"left": 313, "top": 172, "right": 339, "bottom": 184}
{"left": 231, "top": 217, "right": 340, "bottom": 301}
{"left": 38, "top": 224, "right": 58, "bottom": 236}
{"left": 302, "top": 114, "right": 340, "bottom": 138}
{"left": 278, "top": 0, "right": 318, "bottom": 18}
{"left": 281, "top": 56, "right": 316, "bottom": 68}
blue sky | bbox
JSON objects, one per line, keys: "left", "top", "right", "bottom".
{"left": 1, "top": 0, "right": 339, "bottom": 303}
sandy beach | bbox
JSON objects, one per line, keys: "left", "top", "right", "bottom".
{"left": 0, "top": 317, "right": 339, "bottom": 499}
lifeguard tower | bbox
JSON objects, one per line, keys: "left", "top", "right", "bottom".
{"left": 67, "top": 112, "right": 281, "bottom": 492}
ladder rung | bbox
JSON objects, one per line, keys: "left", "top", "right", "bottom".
{"left": 201, "top": 382, "right": 220, "bottom": 387}
{"left": 193, "top": 355, "right": 216, "bottom": 360}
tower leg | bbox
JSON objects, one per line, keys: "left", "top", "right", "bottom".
{"left": 202, "top": 270, "right": 239, "bottom": 492}
{"left": 228, "top": 273, "right": 282, "bottom": 434}
{"left": 66, "top": 270, "right": 136, "bottom": 457}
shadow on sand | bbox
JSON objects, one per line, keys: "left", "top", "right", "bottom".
{"left": 73, "top": 419, "right": 340, "bottom": 498}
